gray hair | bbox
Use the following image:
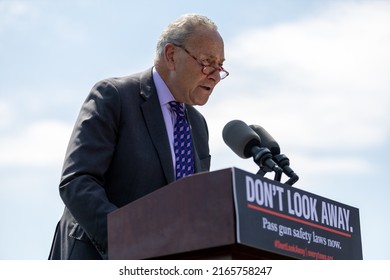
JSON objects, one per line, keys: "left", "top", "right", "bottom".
{"left": 155, "top": 14, "right": 218, "bottom": 58}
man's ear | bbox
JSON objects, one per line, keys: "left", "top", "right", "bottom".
{"left": 164, "top": 43, "right": 177, "bottom": 70}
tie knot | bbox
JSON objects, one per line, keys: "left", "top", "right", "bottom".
{"left": 169, "top": 101, "right": 185, "bottom": 117}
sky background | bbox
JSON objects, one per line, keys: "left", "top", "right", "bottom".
{"left": 0, "top": 0, "right": 389, "bottom": 260}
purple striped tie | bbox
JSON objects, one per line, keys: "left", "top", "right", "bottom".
{"left": 169, "top": 101, "right": 195, "bottom": 179}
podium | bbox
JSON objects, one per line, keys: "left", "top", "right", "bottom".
{"left": 108, "top": 168, "right": 363, "bottom": 260}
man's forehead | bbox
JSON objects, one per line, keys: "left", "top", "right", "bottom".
{"left": 187, "top": 30, "right": 225, "bottom": 61}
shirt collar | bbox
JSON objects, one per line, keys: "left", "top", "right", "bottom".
{"left": 152, "top": 67, "right": 175, "bottom": 106}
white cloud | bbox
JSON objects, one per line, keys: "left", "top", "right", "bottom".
{"left": 0, "top": 1, "right": 29, "bottom": 16}
{"left": 230, "top": 1, "right": 390, "bottom": 89}
{"left": 0, "top": 120, "right": 72, "bottom": 167}
{"left": 0, "top": 100, "right": 15, "bottom": 129}
{"left": 0, "top": 1, "right": 39, "bottom": 33}
{"left": 201, "top": 0, "right": 390, "bottom": 178}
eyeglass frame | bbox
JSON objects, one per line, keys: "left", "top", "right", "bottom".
{"left": 172, "top": 43, "right": 229, "bottom": 80}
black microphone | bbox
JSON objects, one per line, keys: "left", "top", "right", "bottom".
{"left": 249, "top": 124, "right": 299, "bottom": 185}
{"left": 248, "top": 124, "right": 280, "bottom": 156}
{"left": 222, "top": 120, "right": 283, "bottom": 174}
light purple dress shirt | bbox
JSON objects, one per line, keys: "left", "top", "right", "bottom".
{"left": 152, "top": 67, "right": 177, "bottom": 174}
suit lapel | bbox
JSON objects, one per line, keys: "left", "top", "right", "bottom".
{"left": 139, "top": 69, "right": 175, "bottom": 183}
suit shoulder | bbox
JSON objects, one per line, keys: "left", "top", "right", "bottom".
{"left": 86, "top": 68, "right": 154, "bottom": 105}
{"left": 96, "top": 73, "right": 139, "bottom": 91}
{"left": 93, "top": 68, "right": 153, "bottom": 92}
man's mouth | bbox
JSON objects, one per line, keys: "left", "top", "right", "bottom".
{"left": 200, "top": 85, "right": 212, "bottom": 91}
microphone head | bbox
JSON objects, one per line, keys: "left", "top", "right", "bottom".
{"left": 249, "top": 124, "right": 281, "bottom": 156}
{"left": 222, "top": 120, "right": 261, "bottom": 158}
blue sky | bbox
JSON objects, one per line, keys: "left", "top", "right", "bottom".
{"left": 0, "top": 0, "right": 389, "bottom": 260}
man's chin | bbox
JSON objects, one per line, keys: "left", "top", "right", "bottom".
{"left": 194, "top": 97, "right": 210, "bottom": 106}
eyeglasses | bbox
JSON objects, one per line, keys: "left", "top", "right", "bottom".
{"left": 173, "top": 44, "right": 229, "bottom": 80}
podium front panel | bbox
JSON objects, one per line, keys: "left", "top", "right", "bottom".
{"left": 232, "top": 168, "right": 363, "bottom": 260}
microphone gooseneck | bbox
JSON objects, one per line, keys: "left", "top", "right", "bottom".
{"left": 249, "top": 124, "right": 299, "bottom": 186}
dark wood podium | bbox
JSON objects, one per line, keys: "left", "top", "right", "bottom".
{"left": 107, "top": 168, "right": 293, "bottom": 260}
{"left": 108, "top": 167, "right": 362, "bottom": 260}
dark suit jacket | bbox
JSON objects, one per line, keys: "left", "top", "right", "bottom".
{"left": 48, "top": 68, "right": 211, "bottom": 259}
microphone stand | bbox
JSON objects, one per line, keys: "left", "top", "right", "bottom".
{"left": 252, "top": 146, "right": 283, "bottom": 180}
{"left": 273, "top": 154, "right": 299, "bottom": 186}
{"left": 255, "top": 154, "right": 299, "bottom": 186}
{"left": 256, "top": 166, "right": 270, "bottom": 177}
{"left": 256, "top": 166, "right": 282, "bottom": 182}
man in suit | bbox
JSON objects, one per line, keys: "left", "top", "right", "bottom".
{"left": 48, "top": 14, "right": 228, "bottom": 259}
